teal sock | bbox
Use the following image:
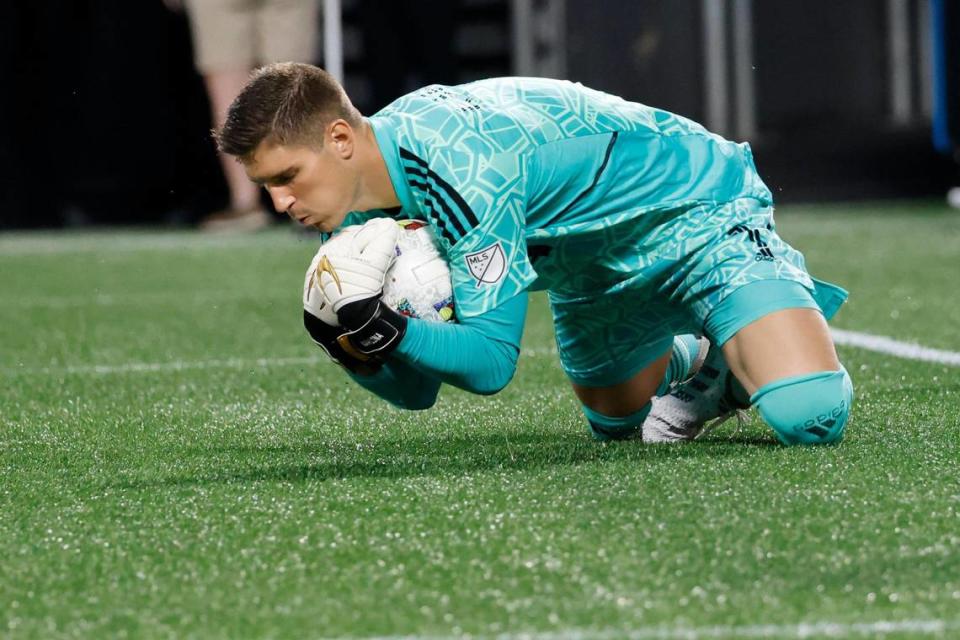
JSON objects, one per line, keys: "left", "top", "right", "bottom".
{"left": 657, "top": 334, "right": 702, "bottom": 396}
{"left": 582, "top": 403, "right": 653, "bottom": 441}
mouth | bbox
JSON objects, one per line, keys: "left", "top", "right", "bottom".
{"left": 289, "top": 210, "right": 313, "bottom": 226}
{"left": 289, "top": 208, "right": 329, "bottom": 231}
{"left": 298, "top": 217, "right": 324, "bottom": 231}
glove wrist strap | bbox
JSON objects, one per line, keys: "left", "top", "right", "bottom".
{"left": 338, "top": 298, "right": 408, "bottom": 357}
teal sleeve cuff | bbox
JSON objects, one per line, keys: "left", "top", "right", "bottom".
{"left": 394, "top": 292, "right": 528, "bottom": 395}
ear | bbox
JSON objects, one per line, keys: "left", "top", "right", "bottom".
{"left": 328, "top": 120, "right": 354, "bottom": 159}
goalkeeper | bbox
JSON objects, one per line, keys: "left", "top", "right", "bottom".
{"left": 217, "top": 63, "right": 853, "bottom": 445}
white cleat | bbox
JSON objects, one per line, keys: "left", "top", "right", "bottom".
{"left": 643, "top": 340, "right": 749, "bottom": 443}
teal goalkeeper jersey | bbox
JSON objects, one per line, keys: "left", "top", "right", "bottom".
{"left": 356, "top": 77, "right": 773, "bottom": 318}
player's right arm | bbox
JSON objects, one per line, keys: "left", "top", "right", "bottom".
{"left": 303, "top": 220, "right": 528, "bottom": 408}
{"left": 340, "top": 291, "right": 527, "bottom": 407}
{"left": 302, "top": 307, "right": 441, "bottom": 409}
{"left": 344, "top": 358, "right": 442, "bottom": 410}
{"left": 308, "top": 292, "right": 526, "bottom": 408}
{"left": 391, "top": 291, "right": 527, "bottom": 394}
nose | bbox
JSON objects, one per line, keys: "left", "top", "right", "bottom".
{"left": 266, "top": 186, "right": 296, "bottom": 215}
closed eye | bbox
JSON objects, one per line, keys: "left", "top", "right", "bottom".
{"left": 253, "top": 169, "right": 298, "bottom": 187}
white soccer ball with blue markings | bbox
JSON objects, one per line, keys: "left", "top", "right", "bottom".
{"left": 381, "top": 220, "right": 456, "bottom": 323}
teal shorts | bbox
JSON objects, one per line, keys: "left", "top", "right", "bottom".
{"left": 550, "top": 198, "right": 848, "bottom": 387}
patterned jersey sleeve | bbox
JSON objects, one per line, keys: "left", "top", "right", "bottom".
{"left": 396, "top": 137, "right": 536, "bottom": 319}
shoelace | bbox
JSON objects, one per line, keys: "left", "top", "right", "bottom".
{"left": 694, "top": 408, "right": 749, "bottom": 441}
{"left": 691, "top": 370, "right": 752, "bottom": 441}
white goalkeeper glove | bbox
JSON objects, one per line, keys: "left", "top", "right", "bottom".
{"left": 315, "top": 217, "right": 400, "bottom": 313}
{"left": 302, "top": 225, "right": 361, "bottom": 327}
{"left": 303, "top": 218, "right": 409, "bottom": 368}
{"left": 302, "top": 226, "right": 376, "bottom": 374}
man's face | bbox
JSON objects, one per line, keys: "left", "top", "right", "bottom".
{"left": 244, "top": 138, "right": 355, "bottom": 232}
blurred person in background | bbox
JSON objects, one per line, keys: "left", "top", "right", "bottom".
{"left": 164, "top": 0, "right": 321, "bottom": 231}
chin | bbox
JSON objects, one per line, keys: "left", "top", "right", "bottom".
{"left": 324, "top": 216, "right": 349, "bottom": 233}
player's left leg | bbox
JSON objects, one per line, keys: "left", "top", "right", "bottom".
{"left": 720, "top": 307, "right": 838, "bottom": 396}
{"left": 644, "top": 197, "right": 854, "bottom": 445}
{"left": 646, "top": 280, "right": 854, "bottom": 445}
{"left": 721, "top": 307, "right": 852, "bottom": 445}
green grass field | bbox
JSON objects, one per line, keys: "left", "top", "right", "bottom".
{"left": 1, "top": 201, "right": 959, "bottom": 639}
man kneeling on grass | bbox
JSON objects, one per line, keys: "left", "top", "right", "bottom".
{"left": 216, "top": 63, "right": 853, "bottom": 445}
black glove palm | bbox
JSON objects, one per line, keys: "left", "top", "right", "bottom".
{"left": 303, "top": 309, "right": 382, "bottom": 376}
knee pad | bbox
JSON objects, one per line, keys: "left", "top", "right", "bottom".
{"left": 752, "top": 367, "right": 853, "bottom": 445}
{"left": 582, "top": 403, "right": 652, "bottom": 442}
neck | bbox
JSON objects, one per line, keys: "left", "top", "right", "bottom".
{"left": 355, "top": 119, "right": 401, "bottom": 211}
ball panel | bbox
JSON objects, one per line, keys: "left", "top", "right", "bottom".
{"left": 382, "top": 221, "right": 456, "bottom": 323}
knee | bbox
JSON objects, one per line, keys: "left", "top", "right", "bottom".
{"left": 582, "top": 402, "right": 652, "bottom": 441}
{"left": 752, "top": 367, "right": 853, "bottom": 445}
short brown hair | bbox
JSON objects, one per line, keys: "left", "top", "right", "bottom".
{"left": 215, "top": 62, "right": 362, "bottom": 159}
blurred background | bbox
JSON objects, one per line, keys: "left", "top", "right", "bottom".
{"left": 3, "top": 0, "right": 960, "bottom": 230}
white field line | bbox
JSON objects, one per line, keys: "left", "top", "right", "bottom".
{"left": 831, "top": 328, "right": 960, "bottom": 366}
{"left": 0, "top": 349, "right": 562, "bottom": 377}
{"left": 326, "top": 618, "right": 959, "bottom": 640}
{"left": 0, "top": 230, "right": 313, "bottom": 256}
{"left": 2, "top": 330, "right": 956, "bottom": 378}
{"left": 3, "top": 356, "right": 324, "bottom": 376}
{"left": 4, "top": 290, "right": 290, "bottom": 310}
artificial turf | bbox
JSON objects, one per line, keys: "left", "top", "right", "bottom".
{"left": 1, "top": 201, "right": 958, "bottom": 638}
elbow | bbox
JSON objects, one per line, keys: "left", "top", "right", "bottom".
{"left": 470, "top": 350, "right": 519, "bottom": 396}
{"left": 475, "top": 384, "right": 508, "bottom": 396}
{"left": 473, "top": 372, "right": 512, "bottom": 396}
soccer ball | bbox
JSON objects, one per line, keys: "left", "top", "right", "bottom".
{"left": 381, "top": 220, "right": 456, "bottom": 323}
